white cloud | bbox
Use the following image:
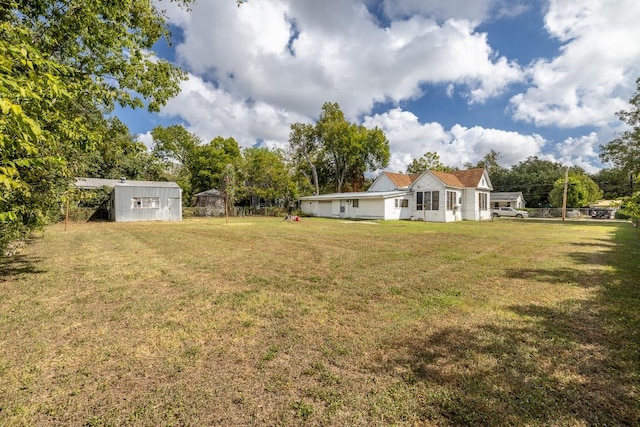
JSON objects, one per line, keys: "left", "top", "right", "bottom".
{"left": 510, "top": 0, "right": 640, "bottom": 127}
{"left": 166, "top": 0, "right": 522, "bottom": 121}
{"left": 137, "top": 131, "right": 154, "bottom": 150}
{"left": 380, "top": 0, "right": 529, "bottom": 23}
{"left": 160, "top": 74, "right": 310, "bottom": 148}
{"left": 553, "top": 132, "right": 602, "bottom": 174}
{"left": 363, "top": 108, "right": 546, "bottom": 171}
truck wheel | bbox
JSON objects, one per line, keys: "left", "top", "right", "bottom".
{"left": 492, "top": 213, "right": 499, "bottom": 217}
{"left": 516, "top": 214, "right": 523, "bottom": 218}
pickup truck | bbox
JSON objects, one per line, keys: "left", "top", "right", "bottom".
{"left": 492, "top": 207, "right": 528, "bottom": 218}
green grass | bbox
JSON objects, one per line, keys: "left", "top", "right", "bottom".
{"left": 0, "top": 217, "right": 638, "bottom": 426}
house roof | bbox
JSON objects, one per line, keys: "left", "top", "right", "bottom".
{"left": 450, "top": 168, "right": 486, "bottom": 187}
{"left": 426, "top": 168, "right": 488, "bottom": 188}
{"left": 300, "top": 190, "right": 411, "bottom": 201}
{"left": 491, "top": 192, "right": 524, "bottom": 201}
{"left": 383, "top": 172, "right": 420, "bottom": 189}
{"left": 75, "top": 177, "right": 180, "bottom": 189}
{"left": 429, "top": 170, "right": 465, "bottom": 187}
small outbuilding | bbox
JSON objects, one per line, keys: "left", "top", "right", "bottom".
{"left": 491, "top": 192, "right": 526, "bottom": 209}
{"left": 75, "top": 177, "right": 182, "bottom": 222}
{"left": 193, "top": 189, "right": 226, "bottom": 217}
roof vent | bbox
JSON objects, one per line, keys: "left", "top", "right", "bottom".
{"left": 120, "top": 177, "right": 126, "bottom": 183}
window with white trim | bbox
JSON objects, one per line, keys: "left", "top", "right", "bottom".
{"left": 352, "top": 199, "right": 359, "bottom": 208}
{"left": 132, "top": 197, "right": 160, "bottom": 209}
{"left": 479, "top": 193, "right": 488, "bottom": 211}
{"left": 446, "top": 191, "right": 456, "bottom": 210}
{"left": 416, "top": 191, "right": 439, "bottom": 210}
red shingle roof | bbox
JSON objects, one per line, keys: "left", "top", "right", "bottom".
{"left": 449, "top": 168, "right": 485, "bottom": 187}
{"left": 384, "top": 172, "right": 420, "bottom": 189}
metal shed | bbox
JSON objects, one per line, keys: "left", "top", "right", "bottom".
{"left": 75, "top": 178, "right": 182, "bottom": 222}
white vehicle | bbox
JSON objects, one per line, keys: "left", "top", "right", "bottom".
{"left": 492, "top": 207, "right": 528, "bottom": 218}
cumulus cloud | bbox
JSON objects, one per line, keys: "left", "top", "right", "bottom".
{"left": 379, "top": 0, "right": 529, "bottom": 23}
{"left": 552, "top": 132, "right": 602, "bottom": 174}
{"left": 510, "top": 0, "right": 640, "bottom": 127}
{"left": 149, "top": 0, "right": 640, "bottom": 173}
{"left": 160, "top": 74, "right": 311, "bottom": 148}
{"left": 364, "top": 108, "right": 546, "bottom": 171}
{"left": 166, "top": 0, "right": 521, "bottom": 120}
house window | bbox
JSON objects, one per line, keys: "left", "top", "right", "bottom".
{"left": 401, "top": 199, "right": 409, "bottom": 208}
{"left": 132, "top": 197, "right": 160, "bottom": 209}
{"left": 479, "top": 193, "right": 488, "bottom": 211}
{"left": 352, "top": 199, "right": 359, "bottom": 208}
{"left": 446, "top": 191, "right": 456, "bottom": 210}
{"left": 416, "top": 191, "right": 439, "bottom": 210}
{"left": 395, "top": 199, "right": 399, "bottom": 208}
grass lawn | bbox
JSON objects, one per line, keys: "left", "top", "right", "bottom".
{"left": 1, "top": 217, "right": 639, "bottom": 426}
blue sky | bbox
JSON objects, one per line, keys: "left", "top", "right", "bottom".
{"left": 118, "top": 0, "right": 640, "bottom": 173}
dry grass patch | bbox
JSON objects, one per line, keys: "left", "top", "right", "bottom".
{"left": 0, "top": 218, "right": 638, "bottom": 426}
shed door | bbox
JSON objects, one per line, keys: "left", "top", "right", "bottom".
{"left": 168, "top": 197, "right": 181, "bottom": 221}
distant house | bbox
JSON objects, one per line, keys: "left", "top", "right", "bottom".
{"left": 75, "top": 178, "right": 182, "bottom": 222}
{"left": 491, "top": 192, "right": 526, "bottom": 209}
{"left": 299, "top": 168, "right": 493, "bottom": 222}
{"left": 193, "top": 189, "right": 226, "bottom": 217}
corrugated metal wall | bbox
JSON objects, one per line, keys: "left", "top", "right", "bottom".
{"left": 111, "top": 185, "right": 182, "bottom": 222}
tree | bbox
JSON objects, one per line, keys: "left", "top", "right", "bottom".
{"left": 288, "top": 123, "right": 321, "bottom": 195}
{"left": 189, "top": 136, "right": 242, "bottom": 199}
{"left": 0, "top": 22, "right": 87, "bottom": 251}
{"left": 500, "top": 157, "right": 566, "bottom": 207}
{"left": 549, "top": 172, "right": 603, "bottom": 208}
{"left": 407, "top": 152, "right": 450, "bottom": 174}
{"left": 150, "top": 125, "right": 202, "bottom": 199}
{"left": 79, "top": 118, "right": 156, "bottom": 181}
{"left": 600, "top": 77, "right": 640, "bottom": 180}
{"left": 243, "top": 147, "right": 297, "bottom": 208}
{"left": 1, "top": 1, "right": 192, "bottom": 252}
{"left": 591, "top": 167, "right": 635, "bottom": 199}
{"left": 315, "top": 102, "right": 390, "bottom": 192}
{"left": 619, "top": 192, "right": 640, "bottom": 227}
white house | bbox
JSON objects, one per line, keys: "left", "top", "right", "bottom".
{"left": 300, "top": 168, "right": 493, "bottom": 222}
{"left": 491, "top": 192, "right": 526, "bottom": 209}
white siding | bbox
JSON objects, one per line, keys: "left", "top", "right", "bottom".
{"left": 368, "top": 174, "right": 398, "bottom": 192}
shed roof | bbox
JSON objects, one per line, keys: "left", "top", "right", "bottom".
{"left": 75, "top": 177, "right": 180, "bottom": 189}
{"left": 195, "top": 189, "right": 224, "bottom": 197}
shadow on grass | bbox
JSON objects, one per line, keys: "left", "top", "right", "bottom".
{"left": 0, "top": 254, "right": 46, "bottom": 282}
{"left": 381, "top": 225, "right": 640, "bottom": 426}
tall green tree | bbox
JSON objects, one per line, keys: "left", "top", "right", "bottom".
{"left": 500, "top": 157, "right": 566, "bottom": 207}
{"left": 189, "top": 136, "right": 242, "bottom": 199}
{"left": 600, "top": 77, "right": 640, "bottom": 181}
{"left": 591, "top": 167, "right": 635, "bottom": 199}
{"left": 0, "top": 22, "right": 88, "bottom": 251}
{"left": 315, "top": 102, "right": 390, "bottom": 192}
{"left": 243, "top": 147, "right": 297, "bottom": 208}
{"left": 288, "top": 123, "right": 321, "bottom": 195}
{"left": 79, "top": 118, "right": 156, "bottom": 181}
{"left": 549, "top": 172, "right": 603, "bottom": 208}
{"left": 1, "top": 0, "right": 193, "bottom": 252}
{"left": 150, "top": 125, "right": 202, "bottom": 199}
{"left": 407, "top": 151, "right": 450, "bottom": 174}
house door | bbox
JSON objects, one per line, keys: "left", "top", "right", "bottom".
{"left": 339, "top": 200, "right": 346, "bottom": 218}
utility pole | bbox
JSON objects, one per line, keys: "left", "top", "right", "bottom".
{"left": 561, "top": 167, "right": 569, "bottom": 221}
